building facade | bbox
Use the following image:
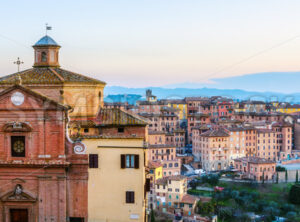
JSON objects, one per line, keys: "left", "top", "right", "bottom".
{"left": 0, "top": 85, "right": 88, "bottom": 222}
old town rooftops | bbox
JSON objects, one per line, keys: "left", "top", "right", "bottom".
{"left": 70, "top": 108, "right": 148, "bottom": 127}
{"left": 180, "top": 194, "right": 198, "bottom": 204}
{"left": 191, "top": 125, "right": 211, "bottom": 130}
{"left": 148, "top": 131, "right": 166, "bottom": 135}
{"left": 137, "top": 100, "right": 167, "bottom": 105}
{"left": 256, "top": 128, "right": 273, "bottom": 133}
{"left": 148, "top": 144, "right": 176, "bottom": 149}
{"left": 234, "top": 111, "right": 283, "bottom": 116}
{"left": 138, "top": 112, "right": 177, "bottom": 117}
{"left": 148, "top": 161, "right": 163, "bottom": 169}
{"left": 187, "top": 113, "right": 210, "bottom": 117}
{"left": 156, "top": 175, "right": 187, "bottom": 185}
{"left": 277, "top": 102, "right": 300, "bottom": 109}
{"left": 234, "top": 157, "right": 276, "bottom": 164}
{"left": 200, "top": 128, "right": 229, "bottom": 137}
{"left": 226, "top": 126, "right": 255, "bottom": 132}
{"left": 0, "top": 67, "right": 106, "bottom": 85}
{"left": 272, "top": 121, "right": 293, "bottom": 127}
{"left": 160, "top": 106, "right": 180, "bottom": 113}
{"left": 161, "top": 99, "right": 186, "bottom": 104}
{"left": 96, "top": 108, "right": 148, "bottom": 126}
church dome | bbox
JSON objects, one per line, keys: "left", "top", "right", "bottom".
{"left": 34, "top": 35, "right": 60, "bottom": 47}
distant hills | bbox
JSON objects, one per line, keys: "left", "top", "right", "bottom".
{"left": 104, "top": 72, "right": 300, "bottom": 105}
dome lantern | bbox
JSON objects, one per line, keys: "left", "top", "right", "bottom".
{"left": 33, "top": 35, "right": 61, "bottom": 67}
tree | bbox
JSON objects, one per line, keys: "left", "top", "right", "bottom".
{"left": 218, "top": 207, "right": 234, "bottom": 221}
{"left": 262, "top": 171, "right": 265, "bottom": 184}
{"left": 286, "top": 211, "right": 297, "bottom": 222}
{"left": 296, "top": 170, "right": 299, "bottom": 184}
{"left": 276, "top": 172, "right": 279, "bottom": 184}
{"left": 285, "top": 170, "right": 288, "bottom": 183}
{"left": 150, "top": 210, "right": 155, "bottom": 222}
{"left": 289, "top": 184, "right": 300, "bottom": 204}
{"left": 197, "top": 200, "right": 216, "bottom": 215}
{"left": 276, "top": 166, "right": 286, "bottom": 172}
{"left": 281, "top": 203, "right": 295, "bottom": 215}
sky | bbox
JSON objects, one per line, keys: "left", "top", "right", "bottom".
{"left": 1, "top": 0, "right": 300, "bottom": 90}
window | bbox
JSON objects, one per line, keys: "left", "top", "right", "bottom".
{"left": 118, "top": 127, "right": 125, "bottom": 133}
{"left": 121, "top": 154, "right": 139, "bottom": 169}
{"left": 126, "top": 191, "right": 135, "bottom": 203}
{"left": 41, "top": 51, "right": 47, "bottom": 62}
{"left": 84, "top": 128, "right": 89, "bottom": 133}
{"left": 70, "top": 218, "right": 84, "bottom": 222}
{"left": 11, "top": 136, "right": 25, "bottom": 157}
{"left": 89, "top": 154, "right": 98, "bottom": 168}
{"left": 145, "top": 178, "right": 151, "bottom": 192}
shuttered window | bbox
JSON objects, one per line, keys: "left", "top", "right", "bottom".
{"left": 126, "top": 191, "right": 135, "bottom": 203}
{"left": 89, "top": 154, "right": 98, "bottom": 168}
{"left": 121, "top": 154, "right": 139, "bottom": 169}
{"left": 145, "top": 178, "right": 151, "bottom": 194}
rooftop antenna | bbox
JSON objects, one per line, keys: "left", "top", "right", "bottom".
{"left": 45, "top": 23, "right": 52, "bottom": 36}
{"left": 13, "top": 57, "right": 23, "bottom": 85}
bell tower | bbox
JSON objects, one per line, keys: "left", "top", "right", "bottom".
{"left": 33, "top": 35, "right": 61, "bottom": 67}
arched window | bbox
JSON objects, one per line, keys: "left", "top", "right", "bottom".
{"left": 41, "top": 52, "right": 47, "bottom": 62}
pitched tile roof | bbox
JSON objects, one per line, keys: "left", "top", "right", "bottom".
{"left": 148, "top": 161, "right": 163, "bottom": 169}
{"left": 0, "top": 67, "right": 106, "bottom": 85}
{"left": 69, "top": 120, "right": 96, "bottom": 128}
{"left": 180, "top": 194, "right": 198, "bottom": 204}
{"left": 148, "top": 144, "right": 175, "bottom": 149}
{"left": 200, "top": 129, "right": 229, "bottom": 137}
{"left": 96, "top": 108, "right": 148, "bottom": 126}
{"left": 234, "top": 157, "right": 275, "bottom": 164}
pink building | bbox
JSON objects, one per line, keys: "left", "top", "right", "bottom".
{"left": 234, "top": 157, "right": 276, "bottom": 181}
{"left": 148, "top": 133, "right": 181, "bottom": 176}
{"left": 187, "top": 114, "right": 210, "bottom": 144}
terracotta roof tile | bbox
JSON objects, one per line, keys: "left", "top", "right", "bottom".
{"left": 200, "top": 129, "right": 229, "bottom": 137}
{"left": 0, "top": 67, "right": 106, "bottom": 85}
{"left": 96, "top": 108, "right": 148, "bottom": 126}
{"left": 180, "top": 194, "right": 197, "bottom": 204}
{"left": 234, "top": 157, "right": 275, "bottom": 164}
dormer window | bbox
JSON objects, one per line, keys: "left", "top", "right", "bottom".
{"left": 41, "top": 52, "right": 47, "bottom": 62}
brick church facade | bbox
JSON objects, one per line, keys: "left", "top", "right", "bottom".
{"left": 0, "top": 35, "right": 94, "bottom": 221}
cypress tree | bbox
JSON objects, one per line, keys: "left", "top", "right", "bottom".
{"left": 296, "top": 170, "right": 299, "bottom": 184}
{"left": 276, "top": 172, "right": 279, "bottom": 184}
{"left": 150, "top": 210, "right": 155, "bottom": 222}
{"left": 285, "top": 170, "right": 288, "bottom": 183}
{"left": 262, "top": 171, "right": 265, "bottom": 184}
